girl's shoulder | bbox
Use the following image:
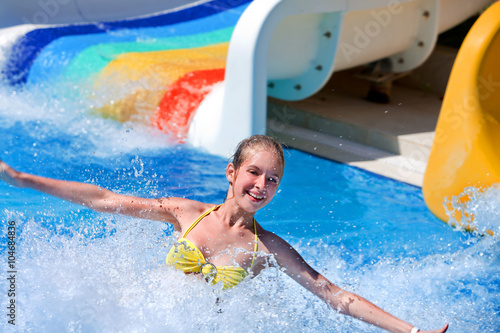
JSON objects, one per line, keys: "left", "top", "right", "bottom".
{"left": 168, "top": 198, "right": 219, "bottom": 232}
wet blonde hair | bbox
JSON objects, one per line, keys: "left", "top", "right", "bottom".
{"left": 231, "top": 135, "right": 285, "bottom": 176}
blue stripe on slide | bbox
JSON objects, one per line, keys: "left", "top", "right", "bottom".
{"left": 4, "top": 0, "right": 251, "bottom": 85}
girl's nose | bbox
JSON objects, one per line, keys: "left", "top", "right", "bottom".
{"left": 256, "top": 174, "right": 266, "bottom": 189}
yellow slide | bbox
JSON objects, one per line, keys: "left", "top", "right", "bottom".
{"left": 423, "top": 2, "right": 500, "bottom": 232}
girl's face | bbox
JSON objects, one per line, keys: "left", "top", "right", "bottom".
{"left": 227, "top": 149, "right": 283, "bottom": 213}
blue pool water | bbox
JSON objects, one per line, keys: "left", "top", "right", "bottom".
{"left": 0, "top": 76, "right": 499, "bottom": 332}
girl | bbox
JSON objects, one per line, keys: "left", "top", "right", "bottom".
{"left": 1, "top": 135, "right": 448, "bottom": 333}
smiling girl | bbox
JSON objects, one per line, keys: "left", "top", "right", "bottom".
{"left": 0, "top": 135, "right": 448, "bottom": 333}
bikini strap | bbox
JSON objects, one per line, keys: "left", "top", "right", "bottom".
{"left": 249, "top": 218, "right": 258, "bottom": 269}
{"left": 182, "top": 204, "right": 222, "bottom": 238}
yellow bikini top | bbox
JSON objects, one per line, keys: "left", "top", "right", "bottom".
{"left": 166, "top": 204, "right": 258, "bottom": 289}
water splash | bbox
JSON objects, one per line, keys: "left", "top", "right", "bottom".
{"left": 0, "top": 211, "right": 354, "bottom": 332}
{"left": 2, "top": 207, "right": 498, "bottom": 332}
{"left": 445, "top": 184, "right": 500, "bottom": 236}
{"left": 0, "top": 78, "right": 176, "bottom": 163}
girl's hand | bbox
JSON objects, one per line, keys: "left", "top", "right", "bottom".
{"left": 0, "top": 159, "right": 22, "bottom": 187}
{"left": 420, "top": 324, "right": 449, "bottom": 333}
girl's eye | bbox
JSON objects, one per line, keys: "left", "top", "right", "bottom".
{"left": 268, "top": 177, "right": 279, "bottom": 184}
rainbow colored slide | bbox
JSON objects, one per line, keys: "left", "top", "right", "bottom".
{"left": 423, "top": 2, "right": 500, "bottom": 233}
{"left": 0, "top": 0, "right": 492, "bottom": 157}
{"left": 1, "top": 1, "right": 248, "bottom": 145}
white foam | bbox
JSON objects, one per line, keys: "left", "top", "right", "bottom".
{"left": 445, "top": 184, "right": 500, "bottom": 236}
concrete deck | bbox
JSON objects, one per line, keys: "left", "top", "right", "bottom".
{"left": 267, "top": 45, "right": 458, "bottom": 187}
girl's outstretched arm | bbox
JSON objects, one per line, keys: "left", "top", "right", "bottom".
{"left": 261, "top": 230, "right": 448, "bottom": 333}
{"left": 0, "top": 159, "right": 199, "bottom": 230}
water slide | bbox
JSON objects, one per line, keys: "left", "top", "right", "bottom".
{"left": 423, "top": 1, "right": 500, "bottom": 233}
{"left": 0, "top": 0, "right": 492, "bottom": 158}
